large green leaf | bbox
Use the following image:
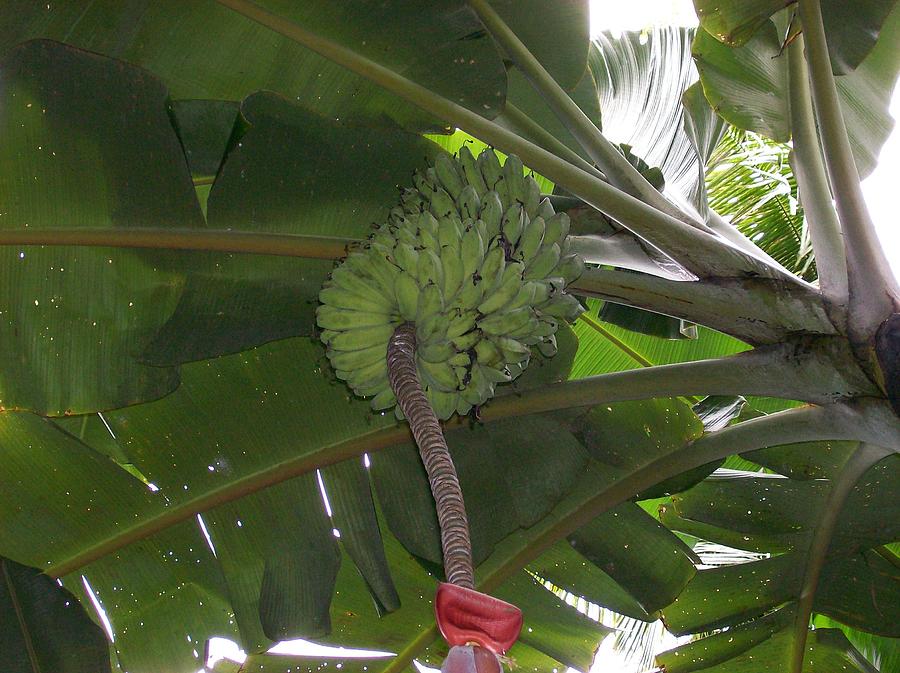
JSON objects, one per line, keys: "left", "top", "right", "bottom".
{"left": 0, "top": 39, "right": 197, "bottom": 415}
{"left": 693, "top": 0, "right": 898, "bottom": 74}
{"left": 657, "top": 450, "right": 900, "bottom": 672}
{"left": 142, "top": 91, "right": 442, "bottom": 365}
{"left": 1, "top": 557, "right": 111, "bottom": 673}
{"left": 694, "top": 6, "right": 900, "bottom": 176}
{"left": 0, "top": 0, "right": 509, "bottom": 130}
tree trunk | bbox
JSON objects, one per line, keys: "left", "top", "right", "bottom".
{"left": 387, "top": 323, "right": 475, "bottom": 589}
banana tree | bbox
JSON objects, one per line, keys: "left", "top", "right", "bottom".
{"left": 0, "top": 2, "right": 898, "bottom": 673}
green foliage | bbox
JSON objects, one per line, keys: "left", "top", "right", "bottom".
{"left": 0, "top": 2, "right": 897, "bottom": 673}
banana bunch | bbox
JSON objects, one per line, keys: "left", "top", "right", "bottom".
{"left": 318, "top": 147, "right": 584, "bottom": 420}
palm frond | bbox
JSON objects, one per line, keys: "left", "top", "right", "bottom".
{"left": 706, "top": 128, "right": 816, "bottom": 281}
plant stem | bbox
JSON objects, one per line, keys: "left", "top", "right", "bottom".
{"left": 497, "top": 102, "right": 606, "bottom": 181}
{"left": 387, "top": 324, "right": 475, "bottom": 589}
{"left": 214, "top": 0, "right": 792, "bottom": 282}
{"left": 789, "top": 442, "right": 891, "bottom": 673}
{"left": 787, "top": 35, "right": 849, "bottom": 312}
{"left": 466, "top": 0, "right": 701, "bottom": 229}
{"left": 572, "top": 267, "right": 835, "bottom": 345}
{"left": 0, "top": 228, "right": 355, "bottom": 259}
{"left": 798, "top": 0, "right": 899, "bottom": 342}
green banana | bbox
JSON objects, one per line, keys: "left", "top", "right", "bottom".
{"left": 438, "top": 216, "right": 463, "bottom": 249}
{"left": 417, "top": 249, "right": 444, "bottom": 289}
{"left": 479, "top": 191, "right": 504, "bottom": 239}
{"left": 496, "top": 335, "right": 530, "bottom": 362}
{"left": 460, "top": 224, "right": 486, "bottom": 278}
{"left": 478, "top": 149, "right": 503, "bottom": 190}
{"left": 327, "top": 324, "right": 395, "bottom": 352}
{"left": 458, "top": 145, "right": 488, "bottom": 195}
{"left": 523, "top": 174, "right": 541, "bottom": 218}
{"left": 514, "top": 215, "right": 544, "bottom": 263}
{"left": 456, "top": 184, "right": 481, "bottom": 221}
{"left": 501, "top": 155, "right": 526, "bottom": 203}
{"left": 478, "top": 246, "right": 506, "bottom": 293}
{"left": 554, "top": 253, "right": 585, "bottom": 284}
{"left": 539, "top": 293, "right": 583, "bottom": 320}
{"left": 328, "top": 342, "right": 387, "bottom": 371}
{"left": 394, "top": 272, "right": 420, "bottom": 321}
{"left": 319, "top": 286, "right": 394, "bottom": 314}
{"left": 535, "top": 197, "right": 555, "bottom": 221}
{"left": 479, "top": 306, "right": 533, "bottom": 336}
{"left": 317, "top": 306, "right": 397, "bottom": 331}
{"left": 474, "top": 338, "right": 503, "bottom": 367}
{"left": 429, "top": 389, "right": 460, "bottom": 420}
{"left": 478, "top": 261, "right": 523, "bottom": 314}
{"left": 524, "top": 242, "right": 561, "bottom": 280}
{"left": 501, "top": 203, "right": 524, "bottom": 246}
{"left": 417, "top": 283, "right": 444, "bottom": 321}
{"left": 429, "top": 186, "right": 457, "bottom": 219}
{"left": 418, "top": 340, "right": 455, "bottom": 363}
{"left": 393, "top": 242, "right": 419, "bottom": 275}
{"left": 440, "top": 243, "right": 464, "bottom": 300}
{"left": 418, "top": 358, "right": 460, "bottom": 392}
{"left": 543, "top": 212, "right": 570, "bottom": 247}
{"left": 536, "top": 334, "right": 558, "bottom": 358}
{"left": 434, "top": 153, "right": 465, "bottom": 199}
{"left": 454, "top": 277, "right": 484, "bottom": 310}
{"left": 370, "top": 387, "right": 396, "bottom": 410}
{"left": 451, "top": 329, "right": 482, "bottom": 351}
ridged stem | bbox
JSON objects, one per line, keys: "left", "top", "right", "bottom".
{"left": 798, "top": 0, "right": 899, "bottom": 342}
{"left": 387, "top": 323, "right": 475, "bottom": 589}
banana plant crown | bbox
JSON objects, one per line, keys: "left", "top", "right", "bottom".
{"left": 317, "top": 146, "right": 585, "bottom": 420}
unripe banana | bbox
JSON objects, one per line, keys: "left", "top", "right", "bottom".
{"left": 454, "top": 276, "right": 484, "bottom": 310}
{"left": 479, "top": 306, "right": 533, "bottom": 336}
{"left": 478, "top": 149, "right": 503, "bottom": 190}
{"left": 429, "top": 186, "right": 457, "bottom": 219}
{"left": 514, "top": 215, "right": 544, "bottom": 264}
{"left": 394, "top": 272, "right": 420, "bottom": 321}
{"left": 458, "top": 145, "right": 488, "bottom": 195}
{"left": 317, "top": 306, "right": 397, "bottom": 331}
{"left": 477, "top": 262, "right": 524, "bottom": 315}
{"left": 417, "top": 249, "right": 444, "bottom": 289}
{"left": 437, "top": 216, "right": 462, "bottom": 250}
{"left": 417, "top": 283, "right": 444, "bottom": 322}
{"left": 319, "top": 148, "right": 583, "bottom": 420}
{"left": 418, "top": 358, "right": 460, "bottom": 392}
{"left": 440, "top": 244, "right": 465, "bottom": 301}
{"left": 523, "top": 174, "right": 541, "bottom": 218}
{"left": 328, "top": 324, "right": 395, "bottom": 352}
{"left": 460, "top": 224, "right": 486, "bottom": 279}
{"left": 502, "top": 155, "right": 526, "bottom": 203}
{"left": 434, "top": 153, "right": 465, "bottom": 199}
{"left": 543, "top": 212, "right": 570, "bottom": 248}
{"left": 329, "top": 342, "right": 387, "bottom": 371}
{"left": 319, "top": 286, "right": 394, "bottom": 314}
{"left": 456, "top": 184, "right": 481, "bottom": 221}
{"left": 501, "top": 203, "right": 524, "bottom": 247}
{"left": 370, "top": 387, "right": 397, "bottom": 410}
{"left": 539, "top": 293, "right": 583, "bottom": 321}
{"left": 553, "top": 253, "right": 585, "bottom": 284}
{"left": 478, "top": 191, "right": 504, "bottom": 239}
{"left": 393, "top": 242, "right": 420, "bottom": 275}
{"left": 478, "top": 246, "right": 506, "bottom": 292}
{"left": 536, "top": 334, "right": 558, "bottom": 358}
{"left": 524, "top": 242, "right": 561, "bottom": 280}
{"left": 418, "top": 340, "right": 455, "bottom": 363}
